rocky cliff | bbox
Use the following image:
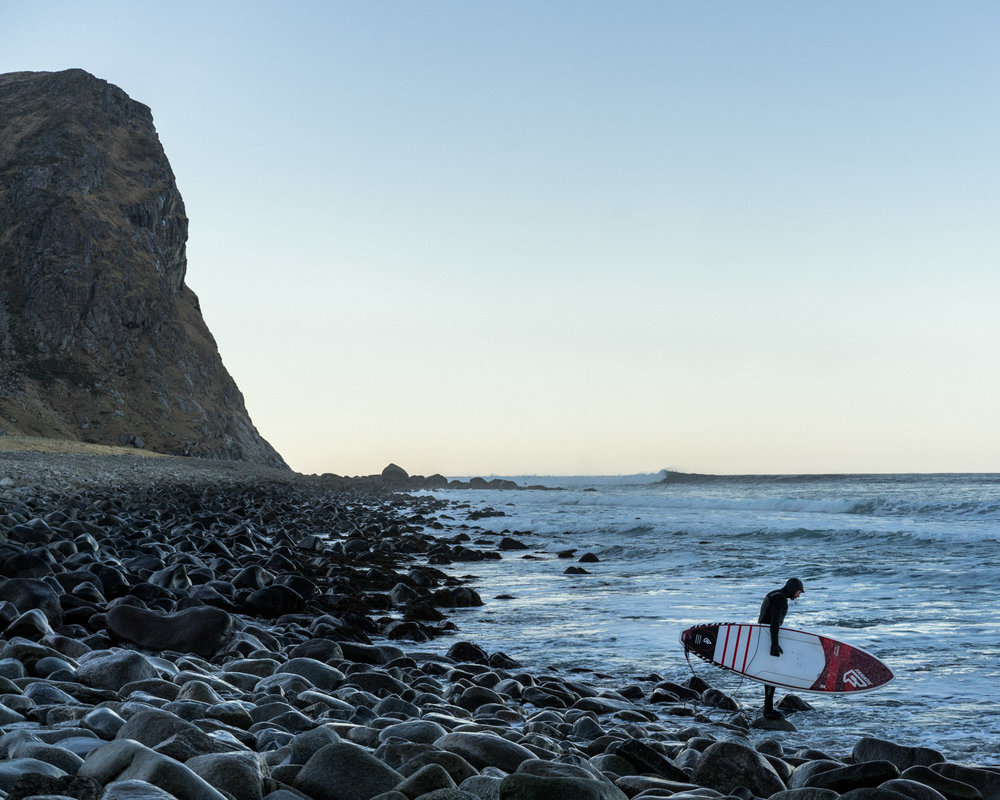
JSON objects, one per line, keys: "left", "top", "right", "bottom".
{"left": 0, "top": 69, "right": 287, "bottom": 467}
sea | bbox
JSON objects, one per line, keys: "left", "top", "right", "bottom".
{"left": 412, "top": 472, "right": 1000, "bottom": 765}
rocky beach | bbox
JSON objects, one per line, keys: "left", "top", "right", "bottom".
{"left": 0, "top": 451, "right": 995, "bottom": 800}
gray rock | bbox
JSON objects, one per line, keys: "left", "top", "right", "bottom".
{"left": 805, "top": 761, "right": 901, "bottom": 792}
{"left": 498, "top": 773, "right": 629, "bottom": 800}
{"left": 79, "top": 738, "right": 229, "bottom": 800}
{"left": 378, "top": 720, "right": 449, "bottom": 745}
{"left": 0, "top": 578, "right": 63, "bottom": 626}
{"left": 295, "top": 742, "right": 404, "bottom": 800}
{"left": 790, "top": 761, "right": 848, "bottom": 789}
{"left": 460, "top": 775, "right": 502, "bottom": 800}
{"left": 102, "top": 779, "right": 185, "bottom": 799}
{"left": 397, "top": 750, "right": 479, "bottom": 785}
{"left": 9, "top": 739, "right": 85, "bottom": 774}
{"left": 277, "top": 657, "right": 346, "bottom": 692}
{"left": 901, "top": 766, "right": 984, "bottom": 800}
{"left": 395, "top": 762, "right": 458, "bottom": 797}
{"left": 612, "top": 776, "right": 704, "bottom": 797}
{"left": 287, "top": 726, "right": 344, "bottom": 765}
{"left": 839, "top": 790, "right": 916, "bottom": 800}
{"left": 588, "top": 754, "right": 637, "bottom": 777}
{"left": 930, "top": 765, "right": 1000, "bottom": 800}
{"left": 690, "top": 740, "right": 786, "bottom": 797}
{"left": 0, "top": 757, "right": 66, "bottom": 791}
{"left": 76, "top": 648, "right": 161, "bottom": 692}
{"left": 114, "top": 707, "right": 224, "bottom": 755}
{"left": 435, "top": 732, "right": 535, "bottom": 773}
{"left": 0, "top": 701, "right": 26, "bottom": 724}
{"left": 187, "top": 751, "right": 268, "bottom": 800}
{"left": 80, "top": 708, "right": 126, "bottom": 739}
{"left": 881, "top": 778, "right": 951, "bottom": 800}
{"left": 854, "top": 739, "right": 946, "bottom": 771}
{"left": 610, "top": 739, "right": 689, "bottom": 782}
{"left": 106, "top": 604, "right": 234, "bottom": 657}
{"left": 770, "top": 790, "right": 841, "bottom": 800}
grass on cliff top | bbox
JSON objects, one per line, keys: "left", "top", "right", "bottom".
{"left": 0, "top": 434, "right": 167, "bottom": 457}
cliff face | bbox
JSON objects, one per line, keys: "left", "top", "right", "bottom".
{"left": 0, "top": 69, "right": 287, "bottom": 468}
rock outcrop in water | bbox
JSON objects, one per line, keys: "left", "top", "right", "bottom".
{"left": 0, "top": 69, "right": 285, "bottom": 467}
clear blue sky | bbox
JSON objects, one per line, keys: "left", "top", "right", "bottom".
{"left": 2, "top": 2, "right": 998, "bottom": 475}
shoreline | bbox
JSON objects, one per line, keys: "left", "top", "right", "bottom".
{"left": 0, "top": 451, "right": 996, "bottom": 800}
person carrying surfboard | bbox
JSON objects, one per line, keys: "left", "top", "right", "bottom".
{"left": 758, "top": 577, "right": 805, "bottom": 718}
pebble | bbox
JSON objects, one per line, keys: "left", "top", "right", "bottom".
{"left": 0, "top": 453, "right": 992, "bottom": 800}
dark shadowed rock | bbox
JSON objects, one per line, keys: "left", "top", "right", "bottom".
{"left": 881, "top": 778, "right": 951, "bottom": 800}
{"left": 499, "top": 773, "right": 628, "bottom": 800}
{"left": 435, "top": 732, "right": 535, "bottom": 773}
{"left": 78, "top": 738, "right": 228, "bottom": 800}
{"left": 106, "top": 603, "right": 234, "bottom": 657}
{"left": 930, "top": 765, "right": 1000, "bottom": 800}
{"left": 691, "top": 740, "right": 787, "bottom": 797}
{"left": 901, "top": 766, "right": 984, "bottom": 800}
{"left": 76, "top": 648, "right": 160, "bottom": 691}
{"left": 0, "top": 578, "right": 62, "bottom": 626}
{"left": 610, "top": 739, "right": 689, "bottom": 782}
{"left": 382, "top": 464, "right": 410, "bottom": 482}
{"left": 295, "top": 742, "right": 403, "bottom": 800}
{"left": 854, "top": 738, "right": 946, "bottom": 771}
{"left": 805, "top": 762, "right": 902, "bottom": 793}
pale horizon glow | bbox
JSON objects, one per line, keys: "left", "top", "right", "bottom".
{"left": 2, "top": 2, "right": 998, "bottom": 476}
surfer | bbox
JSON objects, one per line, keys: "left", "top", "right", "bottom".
{"left": 758, "top": 577, "right": 804, "bottom": 718}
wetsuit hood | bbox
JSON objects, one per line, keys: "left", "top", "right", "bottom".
{"left": 783, "top": 577, "right": 804, "bottom": 597}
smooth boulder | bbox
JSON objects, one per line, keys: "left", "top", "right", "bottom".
{"left": 690, "top": 740, "right": 786, "bottom": 797}
{"left": 106, "top": 604, "right": 234, "bottom": 657}
{"left": 295, "top": 742, "right": 404, "bottom": 800}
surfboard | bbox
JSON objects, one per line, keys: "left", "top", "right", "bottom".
{"left": 680, "top": 623, "right": 893, "bottom": 694}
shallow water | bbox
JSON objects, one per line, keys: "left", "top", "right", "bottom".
{"left": 414, "top": 473, "right": 1000, "bottom": 763}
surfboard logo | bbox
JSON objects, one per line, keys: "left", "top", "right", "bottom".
{"left": 843, "top": 669, "right": 873, "bottom": 689}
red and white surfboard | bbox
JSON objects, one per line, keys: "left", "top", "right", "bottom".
{"left": 681, "top": 623, "right": 893, "bottom": 693}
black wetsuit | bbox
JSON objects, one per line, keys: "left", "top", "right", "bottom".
{"left": 757, "top": 578, "right": 803, "bottom": 716}
{"left": 758, "top": 588, "right": 790, "bottom": 656}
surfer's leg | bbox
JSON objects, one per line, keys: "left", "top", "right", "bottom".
{"left": 763, "top": 684, "right": 775, "bottom": 714}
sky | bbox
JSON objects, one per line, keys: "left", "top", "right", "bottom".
{"left": 2, "top": 2, "right": 998, "bottom": 476}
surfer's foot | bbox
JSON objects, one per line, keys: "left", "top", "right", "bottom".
{"left": 763, "top": 709, "right": 785, "bottom": 720}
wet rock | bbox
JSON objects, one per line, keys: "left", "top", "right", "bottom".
{"left": 839, "top": 789, "right": 915, "bottom": 800}
{"left": 498, "top": 773, "right": 628, "bottom": 800}
{"left": 901, "top": 766, "right": 983, "bottom": 800}
{"left": 101, "top": 779, "right": 184, "bottom": 800}
{"left": 187, "top": 751, "right": 268, "bottom": 800}
{"left": 806, "top": 762, "right": 902, "bottom": 793}
{"left": 396, "top": 763, "right": 458, "bottom": 797}
{"left": 106, "top": 604, "right": 234, "bottom": 657}
{"left": 295, "top": 742, "right": 404, "bottom": 800}
{"left": 435, "top": 732, "right": 535, "bottom": 773}
{"left": 768, "top": 790, "right": 840, "bottom": 800}
{"left": 930, "top": 765, "right": 1000, "bottom": 800}
{"left": 790, "top": 761, "right": 849, "bottom": 789}
{"left": 751, "top": 714, "right": 797, "bottom": 732}
{"left": 5, "top": 773, "right": 101, "bottom": 800}
{"left": 610, "top": 739, "right": 689, "bottom": 782}
{"left": 855, "top": 738, "right": 946, "bottom": 771}
{"left": 881, "top": 778, "right": 951, "bottom": 800}
{"left": 0, "top": 578, "right": 63, "bottom": 626}
{"left": 690, "top": 740, "right": 786, "bottom": 797}
{"left": 76, "top": 648, "right": 160, "bottom": 691}
{"left": 78, "top": 738, "right": 229, "bottom": 800}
